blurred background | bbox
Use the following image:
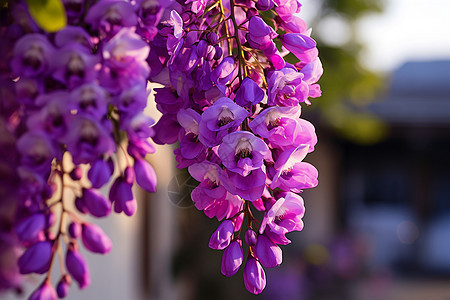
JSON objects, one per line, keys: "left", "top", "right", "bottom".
{"left": 4, "top": 0, "right": 450, "bottom": 299}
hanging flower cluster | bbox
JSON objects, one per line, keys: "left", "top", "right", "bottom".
{"left": 0, "top": 0, "right": 322, "bottom": 297}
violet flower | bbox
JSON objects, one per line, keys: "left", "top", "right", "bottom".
{"left": 85, "top": 0, "right": 138, "bottom": 35}
{"left": 218, "top": 131, "right": 269, "bottom": 177}
{"left": 70, "top": 84, "right": 109, "bottom": 119}
{"left": 134, "top": 158, "right": 157, "bottom": 193}
{"left": 198, "top": 97, "right": 248, "bottom": 147}
{"left": 11, "top": 34, "right": 54, "bottom": 77}
{"left": 269, "top": 145, "right": 318, "bottom": 192}
{"left": 81, "top": 188, "right": 112, "bottom": 218}
{"left": 259, "top": 192, "right": 305, "bottom": 245}
{"left": 279, "top": 33, "right": 318, "bottom": 64}
{"left": 267, "top": 66, "right": 309, "bottom": 106}
{"left": 88, "top": 158, "right": 114, "bottom": 189}
{"left": 234, "top": 77, "right": 265, "bottom": 107}
{"left": 14, "top": 213, "right": 46, "bottom": 244}
{"left": 110, "top": 177, "right": 137, "bottom": 216}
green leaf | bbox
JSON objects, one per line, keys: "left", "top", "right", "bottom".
{"left": 26, "top": 0, "right": 66, "bottom": 32}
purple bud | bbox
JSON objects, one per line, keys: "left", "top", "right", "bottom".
{"left": 207, "top": 32, "right": 218, "bottom": 44}
{"left": 197, "top": 40, "right": 208, "bottom": 58}
{"left": 15, "top": 213, "right": 46, "bottom": 243}
{"left": 82, "top": 188, "right": 111, "bottom": 218}
{"left": 124, "top": 166, "right": 135, "bottom": 184}
{"left": 66, "top": 245, "right": 90, "bottom": 289}
{"left": 75, "top": 197, "right": 88, "bottom": 214}
{"left": 234, "top": 77, "right": 265, "bottom": 107}
{"left": 68, "top": 222, "right": 81, "bottom": 239}
{"left": 243, "top": 257, "right": 266, "bottom": 294}
{"left": 208, "top": 220, "right": 234, "bottom": 250}
{"left": 221, "top": 240, "right": 243, "bottom": 277}
{"left": 245, "top": 229, "right": 257, "bottom": 247}
{"left": 254, "top": 234, "right": 282, "bottom": 268}
{"left": 214, "top": 46, "right": 223, "bottom": 60}
{"left": 256, "top": 0, "right": 274, "bottom": 11}
{"left": 134, "top": 158, "right": 157, "bottom": 193}
{"left": 69, "top": 166, "right": 83, "bottom": 181}
{"left": 18, "top": 241, "right": 52, "bottom": 274}
{"left": 81, "top": 223, "right": 112, "bottom": 254}
{"left": 110, "top": 177, "right": 137, "bottom": 216}
{"left": 56, "top": 274, "right": 71, "bottom": 298}
{"left": 29, "top": 281, "right": 57, "bottom": 300}
{"left": 205, "top": 45, "right": 216, "bottom": 61}
{"left": 88, "top": 159, "right": 113, "bottom": 188}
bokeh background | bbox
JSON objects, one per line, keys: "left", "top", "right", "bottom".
{"left": 4, "top": 0, "right": 450, "bottom": 299}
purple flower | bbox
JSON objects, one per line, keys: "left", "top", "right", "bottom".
{"left": 155, "top": 87, "right": 186, "bottom": 114}
{"left": 274, "top": 0, "right": 302, "bottom": 21}
{"left": 278, "top": 15, "right": 307, "bottom": 34}
{"left": 54, "top": 26, "right": 93, "bottom": 49}
{"left": 81, "top": 223, "right": 112, "bottom": 254}
{"left": 134, "top": 158, "right": 157, "bottom": 193}
{"left": 70, "top": 84, "right": 108, "bottom": 119}
{"left": 66, "top": 245, "right": 90, "bottom": 289}
{"left": 210, "top": 57, "right": 236, "bottom": 86}
{"left": 269, "top": 145, "right": 318, "bottom": 192}
{"left": 52, "top": 44, "right": 99, "bottom": 89}
{"left": 279, "top": 33, "right": 318, "bottom": 64}
{"left": 234, "top": 78, "right": 265, "bottom": 107}
{"left": 62, "top": 0, "right": 85, "bottom": 22}
{"left": 17, "top": 131, "right": 56, "bottom": 175}
{"left": 81, "top": 188, "right": 112, "bottom": 218}
{"left": 88, "top": 158, "right": 114, "bottom": 189}
{"left": 218, "top": 131, "right": 269, "bottom": 177}
{"left": 243, "top": 257, "right": 266, "bottom": 294}
{"left": 177, "top": 109, "right": 206, "bottom": 160}
{"left": 114, "top": 85, "right": 148, "bottom": 116}
{"left": 221, "top": 168, "right": 267, "bottom": 201}
{"left": 259, "top": 192, "right": 305, "bottom": 245}
{"left": 185, "top": 0, "right": 208, "bottom": 14}
{"left": 189, "top": 162, "right": 243, "bottom": 220}
{"left": 85, "top": 0, "right": 137, "bottom": 34}
{"left": 100, "top": 27, "right": 150, "bottom": 92}
{"left": 26, "top": 92, "right": 71, "bottom": 138}
{"left": 249, "top": 106, "right": 317, "bottom": 151}
{"left": 18, "top": 241, "right": 52, "bottom": 274}
{"left": 247, "top": 17, "right": 277, "bottom": 49}
{"left": 29, "top": 281, "right": 57, "bottom": 300}
{"left": 15, "top": 213, "right": 46, "bottom": 243}
{"left": 11, "top": 34, "right": 54, "bottom": 77}
{"left": 152, "top": 113, "right": 182, "bottom": 145}
{"left": 254, "top": 234, "right": 282, "bottom": 268}
{"left": 198, "top": 97, "right": 248, "bottom": 147}
{"left": 110, "top": 177, "right": 137, "bottom": 216}
{"left": 209, "top": 220, "right": 234, "bottom": 250}
{"left": 63, "top": 116, "right": 115, "bottom": 165}
{"left": 221, "top": 240, "right": 243, "bottom": 277}
{"left": 267, "top": 67, "right": 309, "bottom": 106}
{"left": 256, "top": 0, "right": 274, "bottom": 11}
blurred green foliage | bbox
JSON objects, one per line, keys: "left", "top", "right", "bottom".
{"left": 307, "top": 0, "right": 388, "bottom": 144}
{"left": 25, "top": 0, "right": 66, "bottom": 32}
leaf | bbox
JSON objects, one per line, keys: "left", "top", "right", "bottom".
{"left": 26, "top": 0, "right": 66, "bottom": 32}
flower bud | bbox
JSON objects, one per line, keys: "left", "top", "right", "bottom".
{"left": 75, "top": 197, "right": 88, "bottom": 214}
{"left": 82, "top": 188, "right": 111, "bottom": 218}
{"left": 245, "top": 229, "right": 257, "bottom": 247}
{"left": 208, "top": 220, "right": 234, "bottom": 250}
{"left": 110, "top": 177, "right": 137, "bottom": 216}
{"left": 66, "top": 245, "right": 90, "bottom": 289}
{"left": 88, "top": 158, "right": 113, "bottom": 188}
{"left": 68, "top": 222, "right": 81, "bottom": 239}
{"left": 213, "top": 45, "right": 223, "bottom": 60}
{"left": 81, "top": 223, "right": 112, "bottom": 254}
{"left": 221, "top": 240, "right": 243, "bottom": 277}
{"left": 279, "top": 33, "right": 318, "bottom": 64}
{"left": 56, "top": 274, "right": 71, "bottom": 298}
{"left": 69, "top": 166, "right": 83, "bottom": 181}
{"left": 254, "top": 234, "right": 282, "bottom": 268}
{"left": 206, "top": 32, "right": 218, "bottom": 45}
{"left": 29, "top": 280, "right": 57, "bottom": 300}
{"left": 243, "top": 257, "right": 266, "bottom": 294}
{"left": 18, "top": 241, "right": 52, "bottom": 274}
{"left": 256, "top": 0, "right": 274, "bottom": 11}
{"left": 134, "top": 158, "right": 157, "bottom": 193}
{"left": 15, "top": 213, "right": 46, "bottom": 243}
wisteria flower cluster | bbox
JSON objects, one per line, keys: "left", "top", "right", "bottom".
{"left": 0, "top": 0, "right": 322, "bottom": 297}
